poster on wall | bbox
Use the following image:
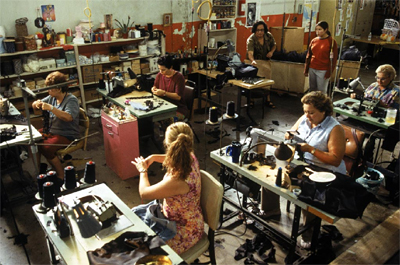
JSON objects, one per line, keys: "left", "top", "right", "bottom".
{"left": 246, "top": 2, "right": 257, "bottom": 27}
{"left": 302, "top": 0, "right": 318, "bottom": 32}
{"left": 41, "top": 5, "right": 56, "bottom": 22}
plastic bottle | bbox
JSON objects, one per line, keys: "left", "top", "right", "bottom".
{"left": 368, "top": 32, "right": 372, "bottom": 41}
{"left": 124, "top": 107, "right": 130, "bottom": 119}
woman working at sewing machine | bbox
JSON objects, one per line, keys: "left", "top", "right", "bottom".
{"left": 32, "top": 71, "right": 79, "bottom": 182}
{"left": 132, "top": 122, "right": 203, "bottom": 254}
{"left": 350, "top": 64, "right": 399, "bottom": 108}
{"left": 283, "top": 91, "right": 346, "bottom": 248}
{"left": 151, "top": 55, "right": 189, "bottom": 120}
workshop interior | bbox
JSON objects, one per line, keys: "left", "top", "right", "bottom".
{"left": 0, "top": 0, "right": 399, "bottom": 264}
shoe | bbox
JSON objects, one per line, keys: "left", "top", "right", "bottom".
{"left": 300, "top": 238, "right": 311, "bottom": 249}
{"left": 258, "top": 209, "right": 281, "bottom": 220}
{"left": 266, "top": 101, "right": 276, "bottom": 109}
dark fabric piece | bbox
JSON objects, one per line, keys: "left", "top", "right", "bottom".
{"left": 298, "top": 168, "right": 375, "bottom": 219}
{"left": 340, "top": 46, "right": 361, "bottom": 61}
{"left": 87, "top": 231, "right": 167, "bottom": 265}
{"left": 107, "top": 85, "right": 134, "bottom": 98}
{"left": 235, "top": 63, "right": 258, "bottom": 79}
{"left": 216, "top": 54, "right": 230, "bottom": 72}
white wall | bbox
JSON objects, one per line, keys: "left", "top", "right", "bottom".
{"left": 0, "top": 0, "right": 193, "bottom": 37}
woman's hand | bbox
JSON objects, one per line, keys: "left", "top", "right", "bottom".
{"left": 350, "top": 93, "right": 356, "bottom": 99}
{"left": 297, "top": 143, "right": 313, "bottom": 153}
{"left": 131, "top": 156, "right": 148, "bottom": 172}
{"left": 266, "top": 51, "right": 273, "bottom": 58}
{"left": 41, "top": 102, "right": 53, "bottom": 111}
{"left": 32, "top": 100, "right": 43, "bottom": 109}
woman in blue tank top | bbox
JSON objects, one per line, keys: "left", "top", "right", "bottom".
{"left": 285, "top": 91, "right": 346, "bottom": 248}
{"left": 285, "top": 91, "right": 346, "bottom": 174}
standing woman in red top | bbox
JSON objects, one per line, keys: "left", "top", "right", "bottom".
{"left": 304, "top": 21, "right": 338, "bottom": 94}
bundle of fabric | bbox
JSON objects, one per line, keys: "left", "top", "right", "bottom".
{"left": 87, "top": 231, "right": 168, "bottom": 265}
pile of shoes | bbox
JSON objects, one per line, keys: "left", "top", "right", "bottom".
{"left": 234, "top": 233, "right": 276, "bottom": 264}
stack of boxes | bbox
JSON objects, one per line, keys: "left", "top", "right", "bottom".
{"left": 140, "top": 60, "right": 150, "bottom": 75}
{"left": 131, "top": 60, "right": 140, "bottom": 75}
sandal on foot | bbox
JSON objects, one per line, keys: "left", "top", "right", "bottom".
{"left": 266, "top": 101, "right": 276, "bottom": 109}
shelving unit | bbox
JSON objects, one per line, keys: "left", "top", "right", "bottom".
{"left": 198, "top": 0, "right": 237, "bottom": 57}
{"left": 1, "top": 36, "right": 165, "bottom": 114}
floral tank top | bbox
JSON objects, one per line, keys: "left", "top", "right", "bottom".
{"left": 162, "top": 154, "right": 204, "bottom": 254}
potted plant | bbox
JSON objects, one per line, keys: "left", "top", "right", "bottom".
{"left": 114, "top": 16, "right": 134, "bottom": 38}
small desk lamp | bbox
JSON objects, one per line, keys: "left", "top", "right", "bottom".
{"left": 348, "top": 77, "right": 366, "bottom": 116}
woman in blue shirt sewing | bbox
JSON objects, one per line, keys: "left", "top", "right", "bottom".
{"left": 284, "top": 91, "right": 346, "bottom": 248}
{"left": 286, "top": 91, "right": 347, "bottom": 174}
{"left": 350, "top": 64, "right": 399, "bottom": 108}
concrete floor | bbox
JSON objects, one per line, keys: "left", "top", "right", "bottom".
{"left": 1, "top": 62, "right": 399, "bottom": 265}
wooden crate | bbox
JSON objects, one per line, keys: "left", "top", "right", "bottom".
{"left": 270, "top": 60, "right": 309, "bottom": 94}
{"left": 270, "top": 27, "right": 305, "bottom": 53}
{"left": 331, "top": 59, "right": 362, "bottom": 82}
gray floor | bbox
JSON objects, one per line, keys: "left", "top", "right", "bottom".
{"left": 1, "top": 62, "right": 399, "bottom": 265}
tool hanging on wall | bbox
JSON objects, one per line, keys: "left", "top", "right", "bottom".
{"left": 34, "top": 8, "right": 45, "bottom": 29}
{"left": 84, "top": 0, "right": 93, "bottom": 42}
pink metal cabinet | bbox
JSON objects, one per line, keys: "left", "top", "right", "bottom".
{"left": 101, "top": 110, "right": 139, "bottom": 179}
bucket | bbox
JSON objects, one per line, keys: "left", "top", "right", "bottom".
{"left": 139, "top": 44, "right": 147, "bottom": 56}
{"left": 147, "top": 39, "right": 160, "bottom": 56}
{"left": 385, "top": 108, "right": 397, "bottom": 124}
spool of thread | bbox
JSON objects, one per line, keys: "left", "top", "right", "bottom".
{"left": 275, "top": 167, "right": 282, "bottom": 187}
{"left": 84, "top": 161, "right": 96, "bottom": 184}
{"left": 43, "top": 182, "right": 57, "bottom": 208}
{"left": 37, "top": 174, "right": 47, "bottom": 199}
{"left": 3, "top": 39, "right": 16, "bottom": 53}
{"left": 64, "top": 166, "right": 76, "bottom": 190}
{"left": 209, "top": 106, "right": 219, "bottom": 123}
{"left": 344, "top": 79, "right": 348, "bottom": 89}
{"left": 340, "top": 78, "right": 345, "bottom": 89}
{"left": 226, "top": 101, "right": 235, "bottom": 117}
{"left": 46, "top": 171, "right": 60, "bottom": 194}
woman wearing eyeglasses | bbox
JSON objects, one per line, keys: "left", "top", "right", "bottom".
{"left": 246, "top": 20, "right": 277, "bottom": 108}
{"left": 350, "top": 64, "right": 399, "bottom": 108}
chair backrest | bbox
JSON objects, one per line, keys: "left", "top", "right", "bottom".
{"left": 200, "top": 170, "right": 223, "bottom": 231}
{"left": 183, "top": 85, "right": 195, "bottom": 120}
{"left": 79, "top": 107, "right": 90, "bottom": 151}
{"left": 57, "top": 107, "right": 89, "bottom": 155}
{"left": 342, "top": 124, "right": 365, "bottom": 176}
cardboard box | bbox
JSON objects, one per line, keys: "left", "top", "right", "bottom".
{"left": 270, "top": 60, "right": 309, "bottom": 94}
{"left": 34, "top": 77, "right": 45, "bottom": 86}
{"left": 330, "top": 59, "right": 362, "bottom": 82}
{"left": 269, "top": 27, "right": 305, "bottom": 52}
{"left": 25, "top": 80, "right": 35, "bottom": 89}
{"left": 39, "top": 58, "right": 57, "bottom": 71}
{"left": 84, "top": 89, "right": 100, "bottom": 101}
{"left": 140, "top": 63, "right": 150, "bottom": 69}
{"left": 131, "top": 60, "right": 140, "bottom": 67}
{"left": 82, "top": 65, "right": 102, "bottom": 83}
{"left": 141, "top": 68, "right": 150, "bottom": 74}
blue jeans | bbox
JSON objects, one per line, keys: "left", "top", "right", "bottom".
{"left": 132, "top": 200, "right": 177, "bottom": 241}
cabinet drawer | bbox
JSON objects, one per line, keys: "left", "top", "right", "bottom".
{"left": 101, "top": 115, "right": 119, "bottom": 135}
